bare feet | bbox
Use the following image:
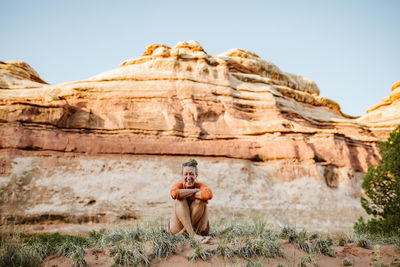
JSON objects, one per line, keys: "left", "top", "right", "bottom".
{"left": 193, "top": 234, "right": 211, "bottom": 244}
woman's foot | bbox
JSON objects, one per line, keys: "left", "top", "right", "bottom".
{"left": 194, "top": 234, "right": 211, "bottom": 244}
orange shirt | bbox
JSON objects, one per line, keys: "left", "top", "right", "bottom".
{"left": 170, "top": 182, "right": 213, "bottom": 201}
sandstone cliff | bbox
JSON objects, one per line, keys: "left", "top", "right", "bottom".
{"left": 0, "top": 41, "right": 398, "bottom": 231}
{"left": 0, "top": 61, "right": 48, "bottom": 89}
{"left": 357, "top": 80, "right": 400, "bottom": 137}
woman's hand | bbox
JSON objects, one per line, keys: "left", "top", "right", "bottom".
{"left": 178, "top": 189, "right": 200, "bottom": 199}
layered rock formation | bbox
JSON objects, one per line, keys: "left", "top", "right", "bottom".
{"left": 0, "top": 61, "right": 47, "bottom": 89}
{"left": 0, "top": 41, "right": 398, "bottom": 231}
{"left": 357, "top": 80, "right": 400, "bottom": 137}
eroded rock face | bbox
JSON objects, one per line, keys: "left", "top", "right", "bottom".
{"left": 357, "top": 80, "right": 400, "bottom": 138}
{"left": 0, "top": 41, "right": 398, "bottom": 230}
{"left": 0, "top": 61, "right": 48, "bottom": 89}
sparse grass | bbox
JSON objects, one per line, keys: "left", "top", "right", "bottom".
{"left": 280, "top": 226, "right": 334, "bottom": 257}
{"left": 88, "top": 228, "right": 107, "bottom": 247}
{"left": 69, "top": 244, "right": 88, "bottom": 267}
{"left": 215, "top": 240, "right": 234, "bottom": 258}
{"left": 0, "top": 241, "right": 42, "bottom": 267}
{"left": 312, "top": 236, "right": 334, "bottom": 257}
{"left": 0, "top": 232, "right": 90, "bottom": 267}
{"left": 354, "top": 220, "right": 400, "bottom": 245}
{"left": 143, "top": 222, "right": 185, "bottom": 259}
{"left": 187, "top": 238, "right": 214, "bottom": 261}
{"left": 236, "top": 236, "right": 282, "bottom": 259}
{"left": 110, "top": 242, "right": 149, "bottom": 267}
{"left": 1, "top": 217, "right": 399, "bottom": 266}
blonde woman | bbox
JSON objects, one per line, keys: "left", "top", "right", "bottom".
{"left": 168, "top": 159, "right": 212, "bottom": 243}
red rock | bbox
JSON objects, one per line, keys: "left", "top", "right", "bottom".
{"left": 0, "top": 41, "right": 398, "bottom": 230}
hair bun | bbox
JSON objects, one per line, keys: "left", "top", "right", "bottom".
{"left": 188, "top": 159, "right": 198, "bottom": 166}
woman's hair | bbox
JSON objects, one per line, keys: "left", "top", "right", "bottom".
{"left": 182, "top": 159, "right": 198, "bottom": 176}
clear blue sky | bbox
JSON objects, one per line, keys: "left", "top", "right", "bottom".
{"left": 1, "top": 0, "right": 399, "bottom": 116}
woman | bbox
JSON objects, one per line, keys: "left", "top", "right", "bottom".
{"left": 168, "top": 159, "right": 212, "bottom": 243}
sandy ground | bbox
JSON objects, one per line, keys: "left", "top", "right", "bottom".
{"left": 41, "top": 240, "right": 400, "bottom": 267}
{"left": 4, "top": 222, "right": 400, "bottom": 267}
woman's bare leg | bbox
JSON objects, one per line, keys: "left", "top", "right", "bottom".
{"left": 169, "top": 204, "right": 183, "bottom": 234}
{"left": 190, "top": 199, "right": 211, "bottom": 243}
{"left": 170, "top": 198, "right": 197, "bottom": 236}
{"left": 190, "top": 199, "right": 208, "bottom": 233}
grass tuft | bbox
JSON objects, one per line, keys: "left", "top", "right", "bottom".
{"left": 338, "top": 236, "right": 347, "bottom": 246}
{"left": 145, "top": 224, "right": 184, "bottom": 259}
{"left": 245, "top": 259, "right": 264, "bottom": 267}
{"left": 235, "top": 236, "right": 282, "bottom": 259}
{"left": 312, "top": 236, "right": 335, "bottom": 257}
{"left": 188, "top": 238, "right": 214, "bottom": 261}
{"left": 215, "top": 241, "right": 234, "bottom": 259}
{"left": 69, "top": 244, "right": 88, "bottom": 267}
{"left": 110, "top": 242, "right": 149, "bottom": 267}
{"left": 281, "top": 226, "right": 334, "bottom": 257}
{"left": 356, "top": 235, "right": 371, "bottom": 249}
{"left": 0, "top": 241, "right": 42, "bottom": 267}
{"left": 343, "top": 257, "right": 352, "bottom": 266}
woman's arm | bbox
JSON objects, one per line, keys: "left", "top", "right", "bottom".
{"left": 193, "top": 183, "right": 213, "bottom": 200}
{"left": 179, "top": 189, "right": 200, "bottom": 199}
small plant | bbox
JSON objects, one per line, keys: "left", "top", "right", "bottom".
{"left": 70, "top": 244, "right": 88, "bottom": 267}
{"left": 373, "top": 245, "right": 388, "bottom": 267}
{"left": 215, "top": 241, "right": 234, "bottom": 258}
{"left": 343, "top": 257, "right": 352, "bottom": 266}
{"left": 281, "top": 227, "right": 309, "bottom": 251}
{"left": 147, "top": 227, "right": 184, "bottom": 259}
{"left": 245, "top": 260, "right": 263, "bottom": 267}
{"left": 110, "top": 242, "right": 149, "bottom": 267}
{"left": 299, "top": 255, "right": 316, "bottom": 267}
{"left": 312, "top": 236, "right": 335, "bottom": 257}
{"left": 0, "top": 242, "right": 42, "bottom": 267}
{"left": 357, "top": 236, "right": 370, "bottom": 249}
{"left": 236, "top": 236, "right": 282, "bottom": 259}
{"left": 280, "top": 226, "right": 298, "bottom": 241}
{"left": 374, "top": 244, "right": 382, "bottom": 262}
{"left": 338, "top": 236, "right": 347, "bottom": 246}
{"left": 188, "top": 238, "right": 214, "bottom": 261}
{"left": 102, "top": 227, "right": 143, "bottom": 247}
{"left": 88, "top": 228, "right": 107, "bottom": 247}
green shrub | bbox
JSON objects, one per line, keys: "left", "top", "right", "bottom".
{"left": 355, "top": 125, "right": 400, "bottom": 238}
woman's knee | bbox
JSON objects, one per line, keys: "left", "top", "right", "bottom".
{"left": 191, "top": 199, "right": 207, "bottom": 207}
{"left": 174, "top": 198, "right": 188, "bottom": 207}
{"left": 168, "top": 218, "right": 183, "bottom": 234}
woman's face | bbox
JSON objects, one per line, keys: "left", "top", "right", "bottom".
{"left": 182, "top": 166, "right": 196, "bottom": 188}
